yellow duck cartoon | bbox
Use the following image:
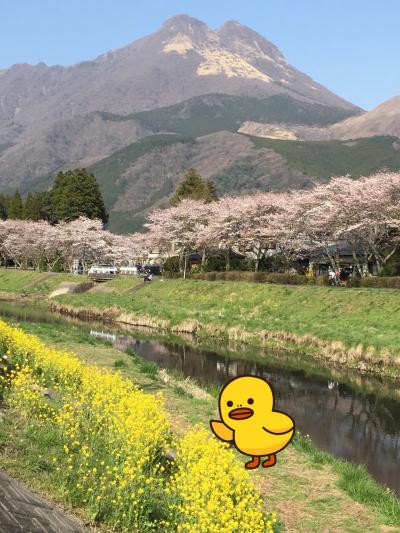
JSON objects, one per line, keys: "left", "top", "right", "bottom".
{"left": 210, "top": 375, "right": 295, "bottom": 469}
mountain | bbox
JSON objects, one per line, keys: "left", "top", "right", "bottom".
{"left": 3, "top": 14, "right": 398, "bottom": 234}
{"left": 0, "top": 14, "right": 360, "bottom": 190}
{"left": 328, "top": 96, "right": 400, "bottom": 139}
{"left": 84, "top": 133, "right": 400, "bottom": 233}
{"left": 239, "top": 96, "right": 400, "bottom": 141}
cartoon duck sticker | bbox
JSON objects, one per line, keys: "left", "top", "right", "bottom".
{"left": 210, "top": 376, "right": 295, "bottom": 469}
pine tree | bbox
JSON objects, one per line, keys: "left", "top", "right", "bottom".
{"left": 37, "top": 191, "right": 57, "bottom": 224}
{"left": 0, "top": 193, "right": 8, "bottom": 220}
{"left": 8, "top": 189, "right": 23, "bottom": 219}
{"left": 51, "top": 168, "right": 108, "bottom": 224}
{"left": 23, "top": 192, "right": 42, "bottom": 221}
{"left": 205, "top": 180, "right": 218, "bottom": 203}
{"left": 170, "top": 168, "right": 218, "bottom": 206}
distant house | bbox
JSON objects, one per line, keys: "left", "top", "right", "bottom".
{"left": 308, "top": 241, "right": 369, "bottom": 275}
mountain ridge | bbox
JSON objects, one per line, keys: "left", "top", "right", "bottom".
{"left": 1, "top": 14, "right": 399, "bottom": 234}
{"left": 239, "top": 95, "right": 400, "bottom": 141}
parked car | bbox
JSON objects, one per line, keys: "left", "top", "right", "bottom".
{"left": 88, "top": 264, "right": 118, "bottom": 275}
{"left": 119, "top": 266, "right": 137, "bottom": 275}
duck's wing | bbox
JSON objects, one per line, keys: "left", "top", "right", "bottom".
{"left": 262, "top": 411, "right": 295, "bottom": 435}
{"left": 210, "top": 420, "right": 234, "bottom": 442}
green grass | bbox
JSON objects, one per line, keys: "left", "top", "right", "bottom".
{"left": 0, "top": 269, "right": 78, "bottom": 295}
{"left": 250, "top": 135, "right": 400, "bottom": 180}
{"left": 1, "top": 318, "right": 397, "bottom": 532}
{"left": 293, "top": 434, "right": 400, "bottom": 526}
{"left": 102, "top": 275, "right": 141, "bottom": 291}
{"left": 57, "top": 278, "right": 400, "bottom": 359}
{"left": 0, "top": 269, "right": 141, "bottom": 297}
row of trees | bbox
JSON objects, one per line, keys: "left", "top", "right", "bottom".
{"left": 0, "top": 169, "right": 108, "bottom": 224}
{"left": 1, "top": 171, "right": 398, "bottom": 277}
{"left": 138, "top": 172, "right": 400, "bottom": 276}
{"left": 0, "top": 218, "right": 133, "bottom": 272}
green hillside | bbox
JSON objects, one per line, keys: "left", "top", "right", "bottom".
{"left": 89, "top": 133, "right": 195, "bottom": 207}
{"left": 100, "top": 94, "right": 359, "bottom": 138}
{"left": 87, "top": 133, "right": 400, "bottom": 233}
{"left": 249, "top": 135, "right": 400, "bottom": 180}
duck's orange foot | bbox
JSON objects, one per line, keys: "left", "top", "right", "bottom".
{"left": 245, "top": 456, "right": 261, "bottom": 469}
{"left": 262, "top": 454, "right": 276, "bottom": 468}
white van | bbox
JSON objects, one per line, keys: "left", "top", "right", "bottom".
{"left": 88, "top": 264, "right": 119, "bottom": 275}
{"left": 119, "top": 266, "right": 137, "bottom": 275}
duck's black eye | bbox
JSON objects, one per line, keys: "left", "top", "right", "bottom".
{"left": 227, "top": 400, "right": 233, "bottom": 407}
{"left": 247, "top": 398, "right": 254, "bottom": 405}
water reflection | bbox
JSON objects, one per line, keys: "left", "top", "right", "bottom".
{"left": 0, "top": 300, "right": 398, "bottom": 495}
{"left": 97, "top": 331, "right": 400, "bottom": 495}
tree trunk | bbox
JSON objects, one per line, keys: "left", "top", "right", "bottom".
{"left": 324, "top": 245, "right": 338, "bottom": 271}
{"left": 225, "top": 248, "right": 230, "bottom": 271}
{"left": 350, "top": 244, "right": 363, "bottom": 277}
{"left": 382, "top": 243, "right": 398, "bottom": 265}
{"left": 183, "top": 253, "right": 188, "bottom": 279}
{"left": 201, "top": 249, "right": 207, "bottom": 271}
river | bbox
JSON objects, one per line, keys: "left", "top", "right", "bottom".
{"left": 0, "top": 301, "right": 399, "bottom": 495}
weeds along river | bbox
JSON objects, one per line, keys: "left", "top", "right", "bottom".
{"left": 0, "top": 301, "right": 399, "bottom": 496}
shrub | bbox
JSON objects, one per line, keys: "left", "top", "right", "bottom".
{"left": 347, "top": 276, "right": 362, "bottom": 288}
{"left": 203, "top": 256, "right": 225, "bottom": 272}
{"left": 163, "top": 256, "right": 181, "bottom": 273}
{"left": 167, "top": 428, "right": 278, "bottom": 532}
{"left": 265, "top": 272, "right": 306, "bottom": 285}
{"left": 360, "top": 276, "right": 400, "bottom": 289}
{"left": 192, "top": 271, "right": 307, "bottom": 285}
{"left": 163, "top": 271, "right": 183, "bottom": 279}
{"left": 315, "top": 274, "right": 330, "bottom": 286}
{"left": 38, "top": 257, "right": 47, "bottom": 272}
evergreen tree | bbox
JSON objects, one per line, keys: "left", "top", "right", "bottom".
{"left": 37, "top": 191, "right": 57, "bottom": 224}
{"left": 205, "top": 180, "right": 218, "bottom": 203}
{"left": 170, "top": 168, "right": 218, "bottom": 206}
{"left": 51, "top": 168, "right": 108, "bottom": 224}
{"left": 0, "top": 193, "right": 8, "bottom": 220}
{"left": 23, "top": 192, "right": 42, "bottom": 221}
{"left": 8, "top": 189, "right": 23, "bottom": 219}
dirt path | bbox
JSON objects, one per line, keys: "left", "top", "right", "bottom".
{"left": 22, "top": 272, "right": 57, "bottom": 290}
{"left": 0, "top": 470, "right": 84, "bottom": 532}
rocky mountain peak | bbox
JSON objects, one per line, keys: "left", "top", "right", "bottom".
{"left": 217, "top": 20, "right": 285, "bottom": 64}
{"left": 162, "top": 14, "right": 209, "bottom": 35}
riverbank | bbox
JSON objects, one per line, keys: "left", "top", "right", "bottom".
{"left": 1, "top": 269, "right": 400, "bottom": 379}
{"left": 0, "top": 319, "right": 279, "bottom": 532}
{"left": 51, "top": 277, "right": 400, "bottom": 380}
{"left": 1, "top": 318, "right": 398, "bottom": 532}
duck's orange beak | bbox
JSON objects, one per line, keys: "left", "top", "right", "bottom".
{"left": 228, "top": 407, "right": 254, "bottom": 420}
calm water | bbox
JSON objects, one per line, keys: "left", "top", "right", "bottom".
{"left": 0, "top": 301, "right": 399, "bottom": 495}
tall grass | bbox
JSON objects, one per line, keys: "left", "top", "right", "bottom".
{"left": 293, "top": 433, "right": 400, "bottom": 525}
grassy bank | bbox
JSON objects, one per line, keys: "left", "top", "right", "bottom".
{"left": 0, "top": 269, "right": 78, "bottom": 296}
{"left": 1, "top": 268, "right": 400, "bottom": 377}
{"left": 1, "top": 319, "right": 398, "bottom": 532}
{"left": 0, "top": 320, "right": 276, "bottom": 532}
{"left": 53, "top": 278, "right": 400, "bottom": 379}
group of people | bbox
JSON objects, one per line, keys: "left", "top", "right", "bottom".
{"left": 136, "top": 264, "right": 153, "bottom": 282}
{"left": 328, "top": 266, "right": 354, "bottom": 286}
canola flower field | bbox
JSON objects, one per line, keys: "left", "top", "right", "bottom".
{"left": 0, "top": 320, "right": 278, "bottom": 532}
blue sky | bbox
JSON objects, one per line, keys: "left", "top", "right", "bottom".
{"left": 1, "top": 0, "right": 399, "bottom": 110}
